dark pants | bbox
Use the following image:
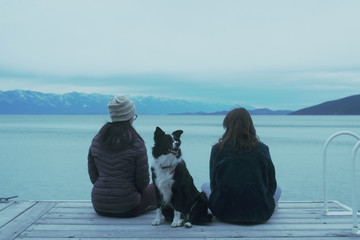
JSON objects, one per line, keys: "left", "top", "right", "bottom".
{"left": 95, "top": 184, "right": 156, "bottom": 218}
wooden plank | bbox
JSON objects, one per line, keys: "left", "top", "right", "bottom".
{"left": 46, "top": 207, "right": 334, "bottom": 215}
{"left": 27, "top": 223, "right": 353, "bottom": 231}
{"left": 48, "top": 207, "right": 95, "bottom": 214}
{"left": 38, "top": 210, "right": 351, "bottom": 220}
{"left": 12, "top": 236, "right": 358, "bottom": 240}
{"left": 34, "top": 217, "right": 353, "bottom": 225}
{"left": 55, "top": 218, "right": 353, "bottom": 226}
{"left": 55, "top": 202, "right": 93, "bottom": 208}
{"left": 14, "top": 238, "right": 360, "bottom": 240}
{"left": 53, "top": 201, "right": 347, "bottom": 209}
{"left": 54, "top": 201, "right": 342, "bottom": 208}
{"left": 0, "top": 201, "right": 56, "bottom": 240}
{"left": 18, "top": 228, "right": 356, "bottom": 238}
{"left": 0, "top": 201, "right": 36, "bottom": 228}
{"left": 38, "top": 209, "right": 349, "bottom": 219}
{"left": 279, "top": 201, "right": 347, "bottom": 209}
{"left": 47, "top": 202, "right": 349, "bottom": 215}
{"left": 0, "top": 202, "right": 14, "bottom": 211}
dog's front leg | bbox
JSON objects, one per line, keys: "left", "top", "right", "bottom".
{"left": 171, "top": 211, "right": 184, "bottom": 227}
{"left": 152, "top": 208, "right": 162, "bottom": 226}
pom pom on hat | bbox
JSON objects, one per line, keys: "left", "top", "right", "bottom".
{"left": 107, "top": 96, "right": 136, "bottom": 122}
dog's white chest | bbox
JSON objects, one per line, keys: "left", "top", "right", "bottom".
{"left": 152, "top": 155, "right": 181, "bottom": 204}
{"left": 155, "top": 169, "right": 175, "bottom": 203}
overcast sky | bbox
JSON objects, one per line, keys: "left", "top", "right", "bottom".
{"left": 0, "top": 0, "right": 359, "bottom": 110}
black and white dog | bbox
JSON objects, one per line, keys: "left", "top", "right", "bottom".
{"left": 151, "top": 127, "right": 212, "bottom": 228}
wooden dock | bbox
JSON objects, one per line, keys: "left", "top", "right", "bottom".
{"left": 0, "top": 200, "right": 358, "bottom": 239}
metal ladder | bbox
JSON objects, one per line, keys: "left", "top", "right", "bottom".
{"left": 322, "top": 131, "right": 360, "bottom": 234}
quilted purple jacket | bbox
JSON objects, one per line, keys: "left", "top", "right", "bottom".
{"left": 88, "top": 129, "right": 149, "bottom": 213}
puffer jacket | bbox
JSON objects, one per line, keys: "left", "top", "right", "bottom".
{"left": 209, "top": 142, "right": 277, "bottom": 223}
{"left": 88, "top": 128, "right": 149, "bottom": 213}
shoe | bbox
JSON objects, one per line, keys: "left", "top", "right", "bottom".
{"left": 145, "top": 205, "right": 156, "bottom": 212}
{"left": 274, "top": 203, "right": 279, "bottom": 212}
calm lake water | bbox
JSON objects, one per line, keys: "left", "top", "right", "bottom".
{"left": 1, "top": 115, "right": 360, "bottom": 208}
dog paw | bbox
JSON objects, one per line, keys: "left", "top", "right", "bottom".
{"left": 184, "top": 222, "right": 192, "bottom": 228}
{"left": 152, "top": 218, "right": 161, "bottom": 226}
{"left": 171, "top": 218, "right": 184, "bottom": 227}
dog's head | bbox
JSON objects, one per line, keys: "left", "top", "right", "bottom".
{"left": 152, "top": 127, "right": 183, "bottom": 159}
{"left": 189, "top": 192, "right": 213, "bottom": 225}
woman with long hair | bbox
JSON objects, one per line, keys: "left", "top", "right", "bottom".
{"left": 202, "top": 107, "right": 281, "bottom": 223}
{"left": 88, "top": 96, "right": 155, "bottom": 217}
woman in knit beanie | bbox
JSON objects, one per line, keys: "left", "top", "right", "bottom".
{"left": 88, "top": 96, "right": 155, "bottom": 217}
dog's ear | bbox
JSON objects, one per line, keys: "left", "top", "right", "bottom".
{"left": 172, "top": 130, "right": 183, "bottom": 139}
{"left": 154, "top": 127, "right": 165, "bottom": 139}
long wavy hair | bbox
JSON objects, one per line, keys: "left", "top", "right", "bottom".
{"left": 99, "top": 120, "right": 143, "bottom": 148}
{"left": 215, "top": 107, "right": 259, "bottom": 153}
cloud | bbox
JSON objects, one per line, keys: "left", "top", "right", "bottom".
{"left": 0, "top": 0, "right": 360, "bottom": 76}
{"left": 1, "top": 1, "right": 360, "bottom": 110}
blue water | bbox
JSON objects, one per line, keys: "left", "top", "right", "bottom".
{"left": 1, "top": 115, "right": 360, "bottom": 208}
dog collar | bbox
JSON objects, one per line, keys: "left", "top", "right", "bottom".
{"left": 160, "top": 165, "right": 172, "bottom": 169}
{"left": 160, "top": 165, "right": 175, "bottom": 175}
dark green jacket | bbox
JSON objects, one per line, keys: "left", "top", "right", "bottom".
{"left": 209, "top": 142, "right": 277, "bottom": 223}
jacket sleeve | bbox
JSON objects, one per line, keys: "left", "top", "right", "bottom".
{"left": 134, "top": 141, "right": 150, "bottom": 192}
{"left": 209, "top": 146, "right": 218, "bottom": 192}
{"left": 264, "top": 145, "right": 277, "bottom": 196}
{"left": 87, "top": 148, "right": 99, "bottom": 185}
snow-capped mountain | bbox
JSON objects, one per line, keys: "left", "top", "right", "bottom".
{"left": 0, "top": 90, "right": 240, "bottom": 115}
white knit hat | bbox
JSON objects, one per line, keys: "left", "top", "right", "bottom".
{"left": 107, "top": 96, "right": 136, "bottom": 122}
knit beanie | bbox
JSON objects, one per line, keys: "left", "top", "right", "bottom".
{"left": 107, "top": 96, "right": 136, "bottom": 122}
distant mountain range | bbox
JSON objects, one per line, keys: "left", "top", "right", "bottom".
{"left": 0, "top": 90, "right": 261, "bottom": 115}
{"left": 171, "top": 109, "right": 292, "bottom": 116}
{"left": 1, "top": 90, "right": 358, "bottom": 115}
{"left": 290, "top": 94, "right": 360, "bottom": 115}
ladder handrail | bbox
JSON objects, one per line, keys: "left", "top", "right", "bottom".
{"left": 322, "top": 131, "right": 360, "bottom": 235}
{"left": 352, "top": 140, "right": 360, "bottom": 234}
{"left": 323, "top": 131, "right": 360, "bottom": 214}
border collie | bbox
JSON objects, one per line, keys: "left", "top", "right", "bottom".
{"left": 151, "top": 127, "right": 212, "bottom": 228}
